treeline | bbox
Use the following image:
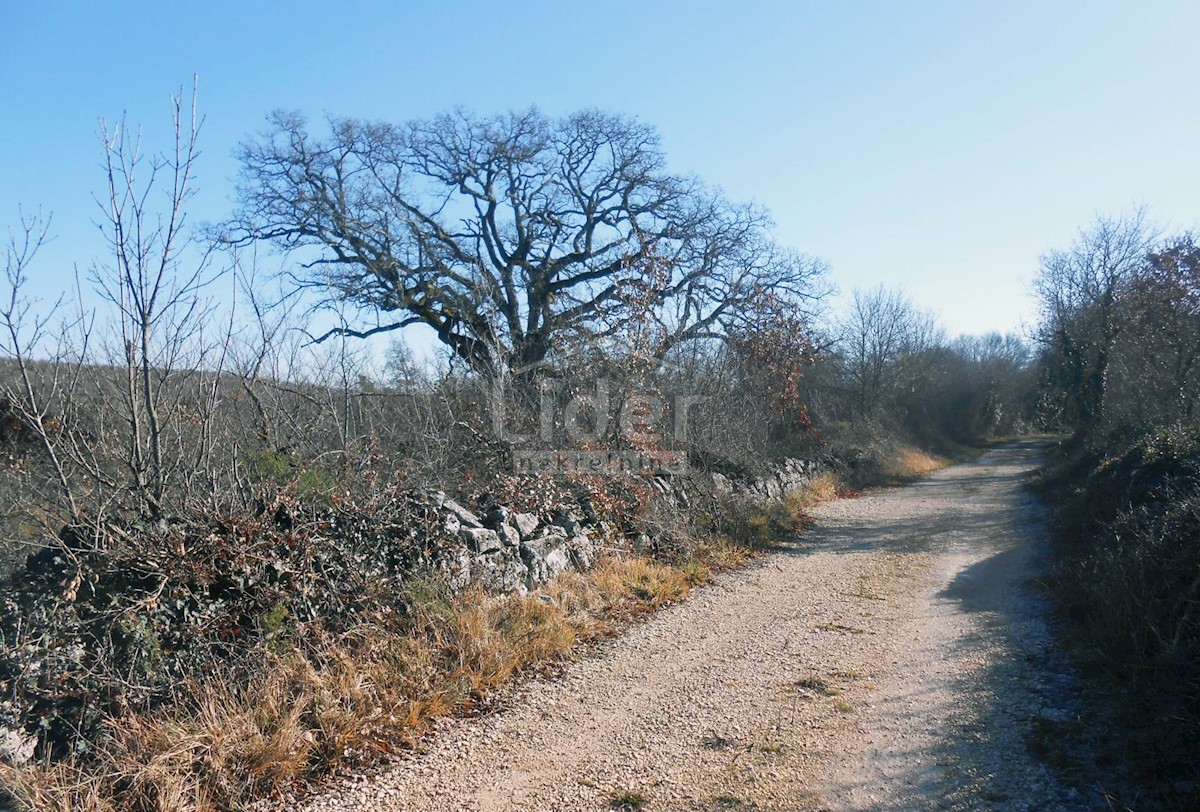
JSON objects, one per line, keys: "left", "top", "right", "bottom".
{"left": 1032, "top": 212, "right": 1200, "bottom": 807}
{"left": 0, "top": 96, "right": 1033, "bottom": 810}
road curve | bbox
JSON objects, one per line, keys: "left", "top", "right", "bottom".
{"left": 284, "top": 441, "right": 1103, "bottom": 812}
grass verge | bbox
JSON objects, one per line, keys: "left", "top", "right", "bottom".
{"left": 0, "top": 458, "right": 908, "bottom": 811}
{"left": 0, "top": 542, "right": 749, "bottom": 812}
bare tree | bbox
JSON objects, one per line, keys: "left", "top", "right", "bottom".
{"left": 1033, "top": 210, "right": 1154, "bottom": 424}
{"left": 839, "top": 286, "right": 940, "bottom": 419}
{"left": 88, "top": 82, "right": 219, "bottom": 517}
{"left": 0, "top": 212, "right": 83, "bottom": 520}
{"left": 1108, "top": 234, "right": 1200, "bottom": 424}
{"left": 230, "top": 108, "right": 825, "bottom": 382}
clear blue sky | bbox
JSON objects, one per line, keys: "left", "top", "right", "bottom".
{"left": 3, "top": 0, "right": 1199, "bottom": 340}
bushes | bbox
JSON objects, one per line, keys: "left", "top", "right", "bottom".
{"left": 1041, "top": 426, "right": 1200, "bottom": 799}
{"left": 0, "top": 547, "right": 742, "bottom": 812}
{"left": 0, "top": 478, "right": 559, "bottom": 761}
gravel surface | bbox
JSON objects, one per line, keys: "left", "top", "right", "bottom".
{"left": 278, "top": 441, "right": 1107, "bottom": 811}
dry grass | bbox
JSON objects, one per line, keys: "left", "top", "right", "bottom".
{"left": 843, "top": 444, "right": 953, "bottom": 491}
{"left": 883, "top": 446, "right": 947, "bottom": 480}
{"left": 609, "top": 788, "right": 649, "bottom": 810}
{"left": 0, "top": 473, "right": 829, "bottom": 812}
{"left": 740, "top": 490, "right": 819, "bottom": 545}
{"left": 802, "top": 471, "right": 843, "bottom": 505}
{"left": 0, "top": 545, "right": 744, "bottom": 812}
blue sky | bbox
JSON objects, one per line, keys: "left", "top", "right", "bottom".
{"left": 3, "top": 0, "right": 1199, "bottom": 344}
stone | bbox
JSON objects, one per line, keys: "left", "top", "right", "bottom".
{"left": 532, "top": 524, "right": 568, "bottom": 545}
{"left": 497, "top": 523, "right": 520, "bottom": 548}
{"left": 544, "top": 545, "right": 571, "bottom": 577}
{"left": 554, "top": 514, "right": 583, "bottom": 536}
{"left": 0, "top": 727, "right": 35, "bottom": 766}
{"left": 567, "top": 533, "right": 597, "bottom": 569}
{"left": 458, "top": 526, "right": 502, "bottom": 553}
{"left": 520, "top": 544, "right": 549, "bottom": 586}
{"left": 520, "top": 526, "right": 573, "bottom": 588}
{"left": 512, "top": 512, "right": 540, "bottom": 539}
{"left": 711, "top": 472, "right": 732, "bottom": 495}
{"left": 522, "top": 528, "right": 567, "bottom": 560}
{"left": 443, "top": 498, "right": 483, "bottom": 528}
{"left": 483, "top": 505, "right": 509, "bottom": 530}
{"left": 471, "top": 551, "right": 528, "bottom": 594}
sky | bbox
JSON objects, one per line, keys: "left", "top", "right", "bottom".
{"left": 3, "top": 0, "right": 1199, "bottom": 349}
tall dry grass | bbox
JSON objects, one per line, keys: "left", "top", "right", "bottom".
{"left": 0, "top": 548, "right": 745, "bottom": 812}
{"left": 884, "top": 446, "right": 947, "bottom": 480}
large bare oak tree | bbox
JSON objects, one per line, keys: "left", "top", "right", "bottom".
{"left": 230, "top": 108, "right": 823, "bottom": 379}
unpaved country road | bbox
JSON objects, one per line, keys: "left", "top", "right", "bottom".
{"left": 294, "top": 441, "right": 1104, "bottom": 811}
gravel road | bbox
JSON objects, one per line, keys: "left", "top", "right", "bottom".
{"left": 287, "top": 441, "right": 1107, "bottom": 811}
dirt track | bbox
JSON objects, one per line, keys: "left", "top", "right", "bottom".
{"left": 292, "top": 441, "right": 1105, "bottom": 811}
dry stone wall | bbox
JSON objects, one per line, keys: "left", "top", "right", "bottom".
{"left": 423, "top": 458, "right": 818, "bottom": 594}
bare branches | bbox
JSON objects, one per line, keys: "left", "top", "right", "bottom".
{"left": 838, "top": 287, "right": 942, "bottom": 419}
{"left": 89, "top": 81, "right": 219, "bottom": 517}
{"left": 1034, "top": 211, "right": 1157, "bottom": 424}
{"left": 230, "top": 108, "right": 827, "bottom": 380}
{"left": 0, "top": 210, "right": 80, "bottom": 519}
{"left": 305, "top": 318, "right": 417, "bottom": 345}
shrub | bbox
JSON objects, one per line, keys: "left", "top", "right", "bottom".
{"left": 1041, "top": 426, "right": 1200, "bottom": 801}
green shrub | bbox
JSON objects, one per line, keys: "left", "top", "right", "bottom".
{"left": 245, "top": 448, "right": 292, "bottom": 484}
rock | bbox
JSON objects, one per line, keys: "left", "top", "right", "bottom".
{"left": 458, "top": 526, "right": 502, "bottom": 553}
{"left": 544, "top": 545, "right": 571, "bottom": 577}
{"left": 522, "top": 528, "right": 567, "bottom": 561}
{"left": 470, "top": 552, "right": 528, "bottom": 594}
{"left": 520, "top": 545, "right": 549, "bottom": 586}
{"left": 0, "top": 727, "right": 35, "bottom": 766}
{"left": 443, "top": 498, "right": 483, "bottom": 528}
{"left": 567, "top": 533, "right": 597, "bottom": 569}
{"left": 512, "top": 512, "right": 540, "bottom": 539}
{"left": 712, "top": 472, "right": 732, "bottom": 495}
{"left": 520, "top": 526, "right": 573, "bottom": 587}
{"left": 483, "top": 505, "right": 510, "bottom": 530}
{"left": 534, "top": 524, "right": 569, "bottom": 544}
{"left": 554, "top": 514, "right": 583, "bottom": 536}
{"left": 497, "top": 523, "right": 520, "bottom": 548}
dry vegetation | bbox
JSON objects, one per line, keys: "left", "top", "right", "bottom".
{"left": 0, "top": 93, "right": 1027, "bottom": 810}
{"left": 0, "top": 544, "right": 755, "bottom": 811}
{"left": 1032, "top": 214, "right": 1200, "bottom": 809}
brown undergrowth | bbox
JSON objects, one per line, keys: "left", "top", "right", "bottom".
{"left": 0, "top": 544, "right": 751, "bottom": 812}
{"left": 0, "top": 467, "right": 869, "bottom": 812}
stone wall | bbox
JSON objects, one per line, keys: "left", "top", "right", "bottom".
{"left": 419, "top": 491, "right": 603, "bottom": 594}
{"left": 421, "top": 457, "right": 818, "bottom": 594}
